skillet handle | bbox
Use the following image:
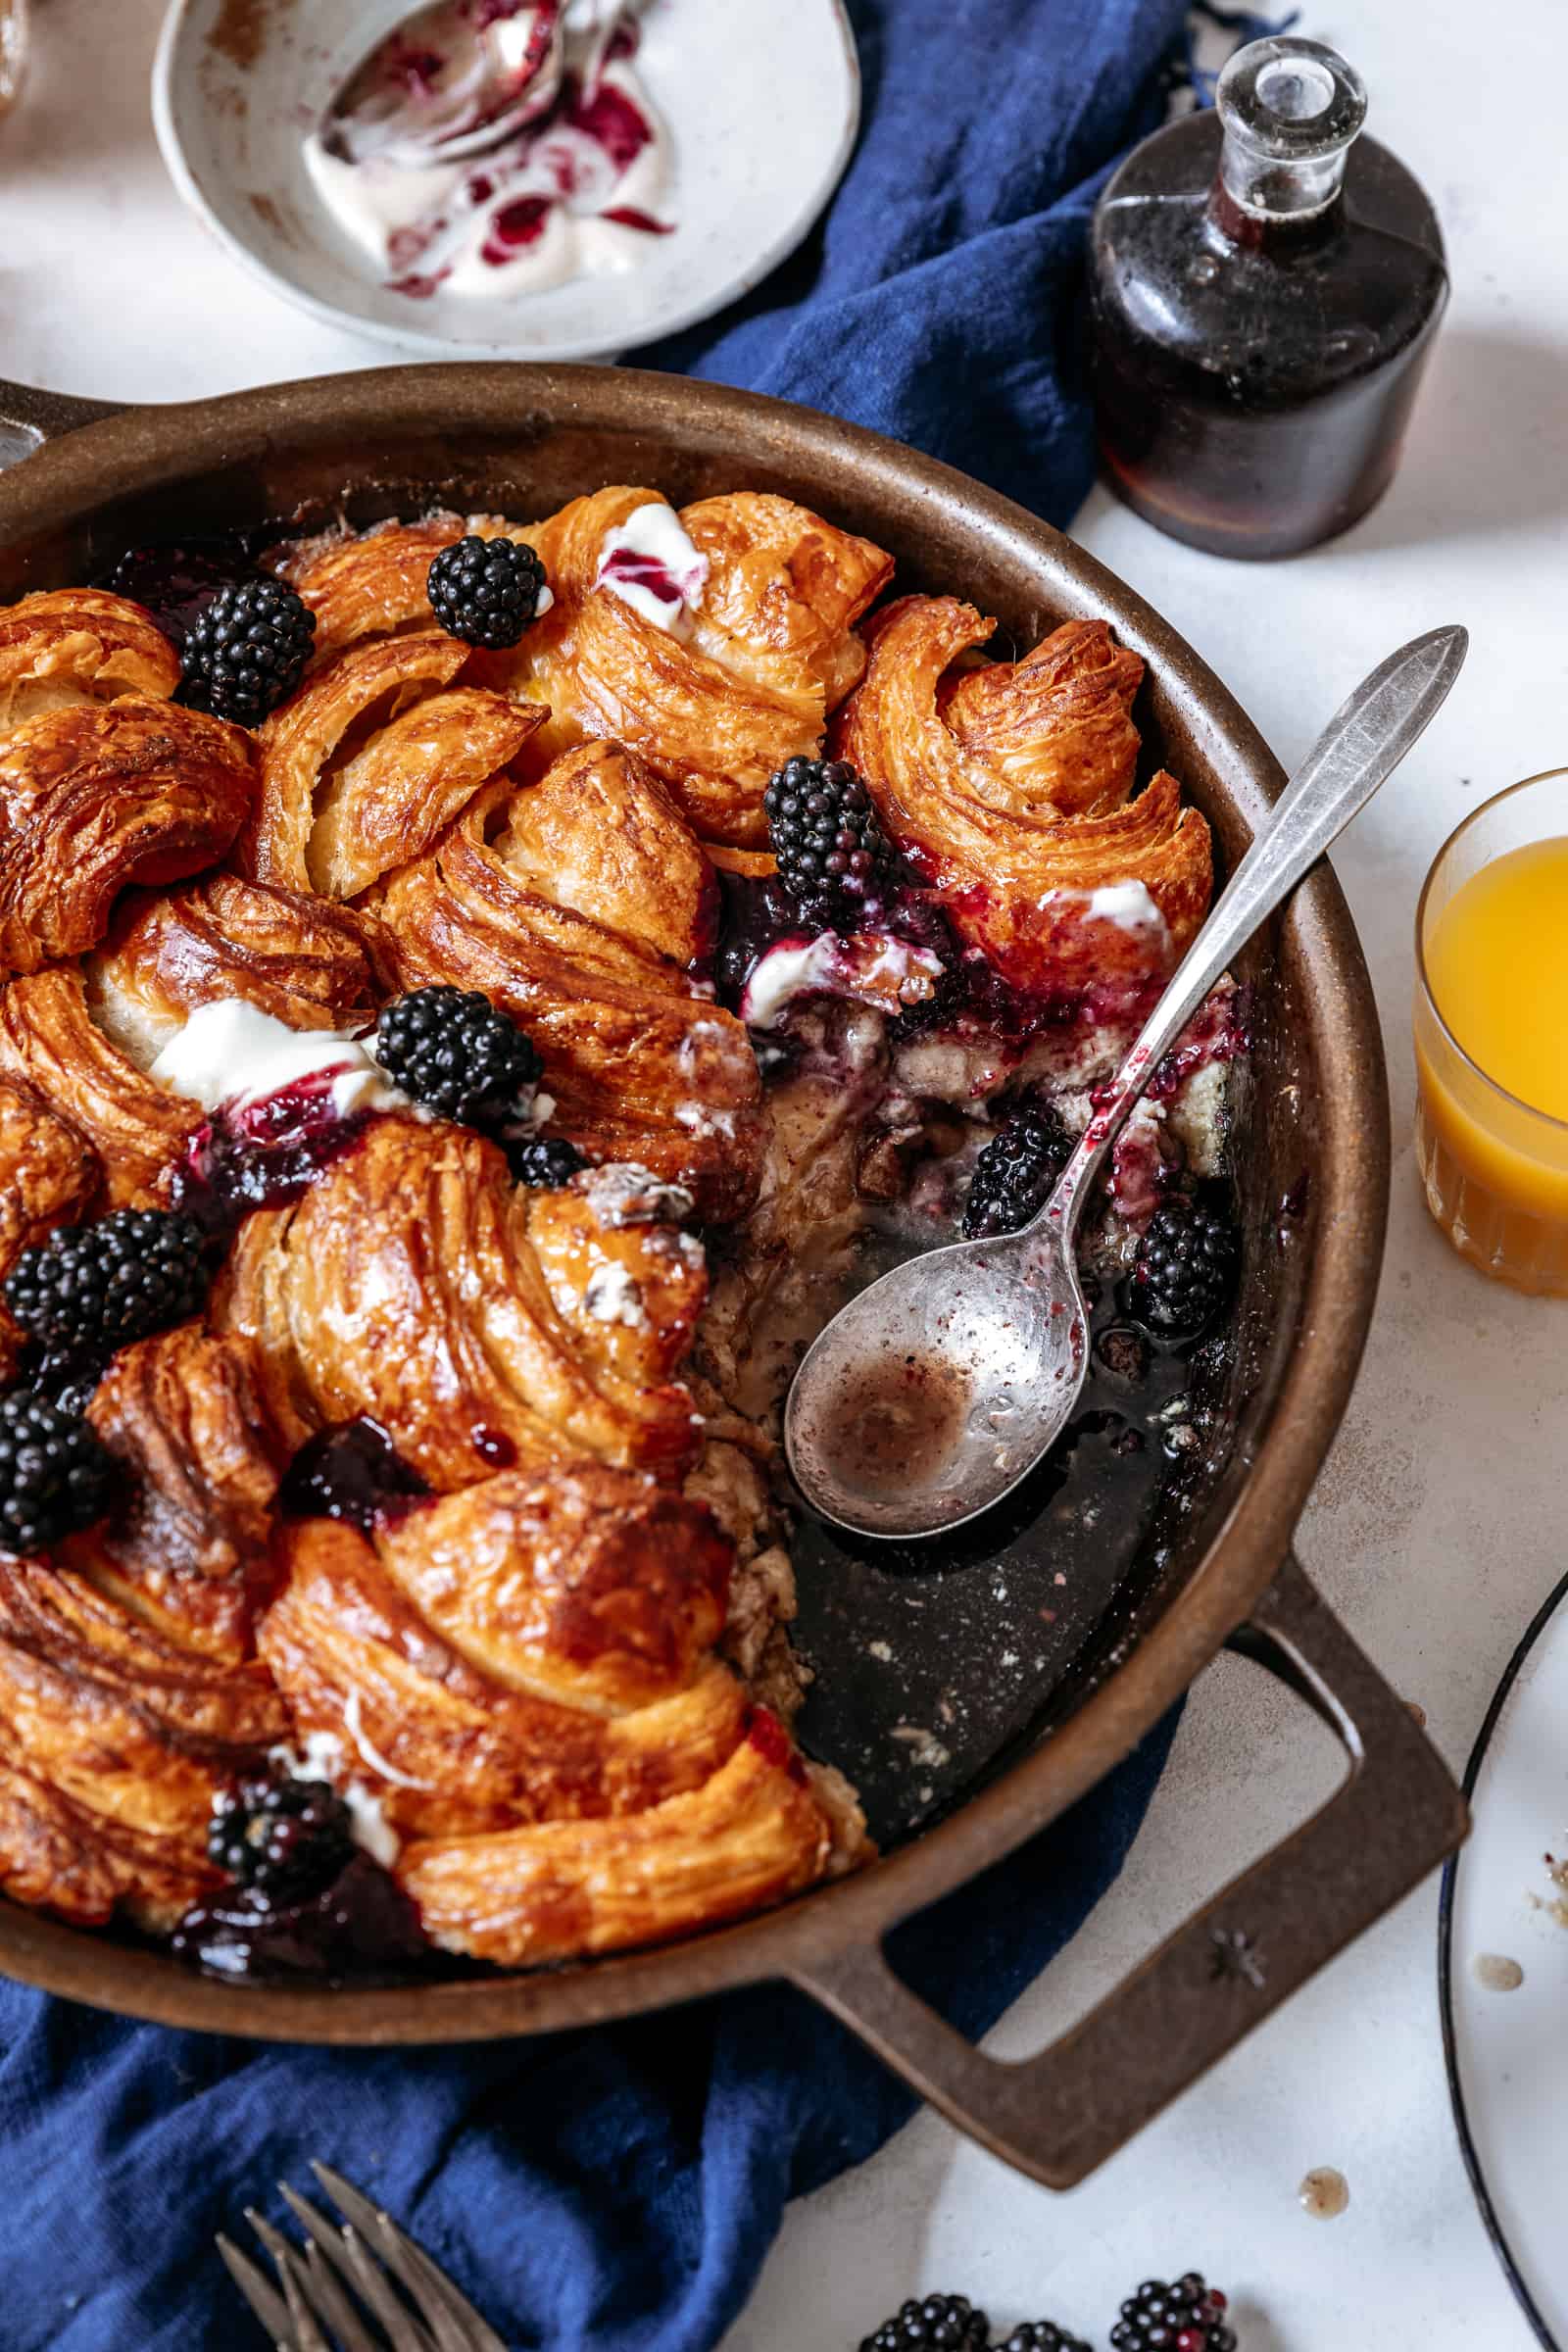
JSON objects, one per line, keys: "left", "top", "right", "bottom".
{"left": 789, "top": 1551, "right": 1467, "bottom": 2187}
{"left": 0, "top": 379, "right": 124, "bottom": 468}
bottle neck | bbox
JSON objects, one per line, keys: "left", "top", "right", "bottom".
{"left": 1208, "top": 35, "right": 1365, "bottom": 249}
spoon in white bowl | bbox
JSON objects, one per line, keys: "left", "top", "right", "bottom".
{"left": 784, "top": 623, "right": 1468, "bottom": 1542}
{"left": 325, "top": 0, "right": 567, "bottom": 171}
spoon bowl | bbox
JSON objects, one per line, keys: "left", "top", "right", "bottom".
{"left": 786, "top": 624, "right": 1469, "bottom": 1539}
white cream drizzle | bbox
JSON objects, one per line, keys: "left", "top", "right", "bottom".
{"left": 593, "top": 503, "right": 710, "bottom": 632}
{"left": 148, "top": 1000, "right": 413, "bottom": 1119}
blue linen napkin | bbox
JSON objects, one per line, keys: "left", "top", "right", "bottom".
{"left": 0, "top": 2, "right": 1226, "bottom": 2342}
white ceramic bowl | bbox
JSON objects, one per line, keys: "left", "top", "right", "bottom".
{"left": 152, "top": 0, "right": 859, "bottom": 360}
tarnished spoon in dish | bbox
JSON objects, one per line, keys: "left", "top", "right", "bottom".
{"left": 325, "top": 0, "right": 568, "bottom": 171}
{"left": 785, "top": 624, "right": 1468, "bottom": 1541}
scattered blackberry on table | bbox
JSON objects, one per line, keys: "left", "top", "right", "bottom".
{"left": 0, "top": 1390, "right": 114, "bottom": 1554}
{"left": 1130, "top": 1199, "right": 1239, "bottom": 1335}
{"left": 179, "top": 576, "right": 315, "bottom": 725}
{"left": 427, "top": 532, "right": 550, "bottom": 649}
{"left": 509, "top": 1134, "right": 586, "bottom": 1188}
{"left": 999, "top": 2323, "right": 1094, "bottom": 2352}
{"left": 207, "top": 1774, "right": 356, "bottom": 1906}
{"left": 4, "top": 1207, "right": 209, "bottom": 1363}
{"left": 962, "top": 1104, "right": 1074, "bottom": 1239}
{"left": 764, "top": 756, "right": 891, "bottom": 927}
{"left": 376, "top": 985, "right": 542, "bottom": 1129}
{"left": 860, "top": 2294, "right": 991, "bottom": 2352}
{"left": 1111, "top": 2273, "right": 1236, "bottom": 2352}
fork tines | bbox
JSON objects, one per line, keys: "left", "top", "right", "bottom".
{"left": 218, "top": 2161, "right": 508, "bottom": 2352}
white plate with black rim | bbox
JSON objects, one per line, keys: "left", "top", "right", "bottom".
{"left": 1440, "top": 1566, "right": 1568, "bottom": 2351}
{"left": 153, "top": 0, "right": 859, "bottom": 360}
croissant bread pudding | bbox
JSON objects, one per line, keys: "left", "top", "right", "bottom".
{"left": 0, "top": 491, "right": 1243, "bottom": 1984}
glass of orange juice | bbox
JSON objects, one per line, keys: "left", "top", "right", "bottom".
{"left": 1415, "top": 767, "right": 1568, "bottom": 1293}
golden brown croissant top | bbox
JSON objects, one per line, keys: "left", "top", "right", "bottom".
{"left": 281, "top": 514, "right": 529, "bottom": 665}
{"left": 0, "top": 1326, "right": 288, "bottom": 1930}
{"left": 0, "top": 588, "right": 181, "bottom": 742}
{"left": 0, "top": 966, "right": 204, "bottom": 1210}
{"left": 0, "top": 697, "right": 256, "bottom": 978}
{"left": 89, "top": 873, "right": 389, "bottom": 1067}
{"left": 240, "top": 631, "right": 545, "bottom": 901}
{"left": 476, "top": 487, "right": 884, "bottom": 848}
{"left": 216, "top": 1115, "right": 708, "bottom": 1491}
{"left": 834, "top": 596, "right": 1212, "bottom": 994}
{"left": 373, "top": 756, "right": 764, "bottom": 1221}
{"left": 258, "top": 1469, "right": 860, "bottom": 1964}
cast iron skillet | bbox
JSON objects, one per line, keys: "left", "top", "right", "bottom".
{"left": 0, "top": 366, "right": 1466, "bottom": 2187}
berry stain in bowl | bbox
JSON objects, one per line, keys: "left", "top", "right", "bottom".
{"left": 305, "top": 1, "right": 676, "bottom": 303}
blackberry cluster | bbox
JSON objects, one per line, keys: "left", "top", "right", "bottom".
{"left": 509, "top": 1134, "right": 586, "bottom": 1189}
{"left": 4, "top": 1208, "right": 209, "bottom": 1364}
{"left": 1111, "top": 2275, "right": 1235, "bottom": 2352}
{"left": 207, "top": 1774, "right": 356, "bottom": 1906}
{"left": 962, "top": 1106, "right": 1073, "bottom": 1239}
{"left": 861, "top": 2296, "right": 991, "bottom": 2352}
{"left": 1131, "top": 1200, "right": 1238, "bottom": 1335}
{"left": 999, "top": 2326, "right": 1093, "bottom": 2352}
{"left": 427, "top": 533, "right": 549, "bottom": 649}
{"left": 376, "top": 986, "right": 542, "bottom": 1129}
{"left": 763, "top": 756, "right": 890, "bottom": 927}
{"left": 0, "top": 1390, "right": 114, "bottom": 1553}
{"left": 179, "top": 577, "right": 316, "bottom": 725}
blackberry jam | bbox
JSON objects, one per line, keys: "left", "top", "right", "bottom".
{"left": 1089, "top": 37, "right": 1447, "bottom": 558}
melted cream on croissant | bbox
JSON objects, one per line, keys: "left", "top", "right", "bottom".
{"left": 835, "top": 596, "right": 1212, "bottom": 994}
{"left": 0, "top": 965, "right": 203, "bottom": 1209}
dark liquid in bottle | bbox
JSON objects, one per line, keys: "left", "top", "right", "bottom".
{"left": 1090, "top": 111, "right": 1447, "bottom": 559}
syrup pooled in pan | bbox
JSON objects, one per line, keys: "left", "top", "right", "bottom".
{"left": 788, "top": 1221, "right": 1211, "bottom": 1848}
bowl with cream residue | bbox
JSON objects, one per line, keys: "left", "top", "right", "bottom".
{"left": 152, "top": 0, "right": 859, "bottom": 360}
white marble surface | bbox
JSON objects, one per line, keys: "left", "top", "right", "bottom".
{"left": 4, "top": 2, "right": 1565, "bottom": 2347}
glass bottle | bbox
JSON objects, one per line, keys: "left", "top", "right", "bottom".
{"left": 1088, "top": 36, "right": 1448, "bottom": 560}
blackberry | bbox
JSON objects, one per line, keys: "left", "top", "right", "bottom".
{"left": 763, "top": 756, "right": 890, "bottom": 927}
{"left": 207, "top": 1774, "right": 356, "bottom": 1905}
{"left": 860, "top": 2295, "right": 990, "bottom": 2352}
{"left": 427, "top": 533, "right": 549, "bottom": 649}
{"left": 509, "top": 1134, "right": 586, "bottom": 1188}
{"left": 0, "top": 1390, "right": 114, "bottom": 1553}
{"left": 1111, "top": 2275, "right": 1235, "bottom": 2352}
{"left": 179, "top": 577, "right": 315, "bottom": 725}
{"left": 4, "top": 1208, "right": 209, "bottom": 1364}
{"left": 1000, "top": 2326, "right": 1093, "bottom": 2352}
{"left": 962, "top": 1105, "right": 1074, "bottom": 1239}
{"left": 1131, "top": 1200, "right": 1238, "bottom": 1335}
{"left": 376, "top": 986, "right": 542, "bottom": 1129}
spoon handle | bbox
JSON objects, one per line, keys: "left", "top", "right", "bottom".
{"left": 1046, "top": 622, "right": 1468, "bottom": 1233}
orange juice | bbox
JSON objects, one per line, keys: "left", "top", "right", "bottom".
{"left": 1415, "top": 783, "right": 1568, "bottom": 1292}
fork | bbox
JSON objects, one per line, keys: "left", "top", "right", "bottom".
{"left": 217, "top": 2161, "right": 509, "bottom": 2352}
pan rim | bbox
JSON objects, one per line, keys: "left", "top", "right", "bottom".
{"left": 0, "top": 363, "right": 1391, "bottom": 2039}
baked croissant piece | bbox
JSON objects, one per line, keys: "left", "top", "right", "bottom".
{"left": 259, "top": 1468, "right": 864, "bottom": 1965}
{"left": 282, "top": 495, "right": 890, "bottom": 853}
{"left": 0, "top": 1326, "right": 288, "bottom": 1929}
{"left": 89, "top": 873, "right": 389, "bottom": 1068}
{"left": 0, "top": 696, "right": 256, "bottom": 979}
{"left": 239, "top": 630, "right": 545, "bottom": 902}
{"left": 0, "top": 1076, "right": 98, "bottom": 1385}
{"left": 0, "top": 588, "right": 180, "bottom": 742}
{"left": 216, "top": 1116, "right": 708, "bottom": 1492}
{"left": 488, "top": 487, "right": 890, "bottom": 849}
{"left": 372, "top": 744, "right": 765, "bottom": 1220}
{"left": 0, "top": 966, "right": 204, "bottom": 1211}
{"left": 834, "top": 597, "right": 1212, "bottom": 995}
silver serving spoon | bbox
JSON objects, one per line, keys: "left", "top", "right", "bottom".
{"left": 784, "top": 623, "right": 1468, "bottom": 1541}
{"left": 325, "top": 0, "right": 567, "bottom": 172}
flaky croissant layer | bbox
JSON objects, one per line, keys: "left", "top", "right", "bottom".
{"left": 0, "top": 492, "right": 1224, "bottom": 1972}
